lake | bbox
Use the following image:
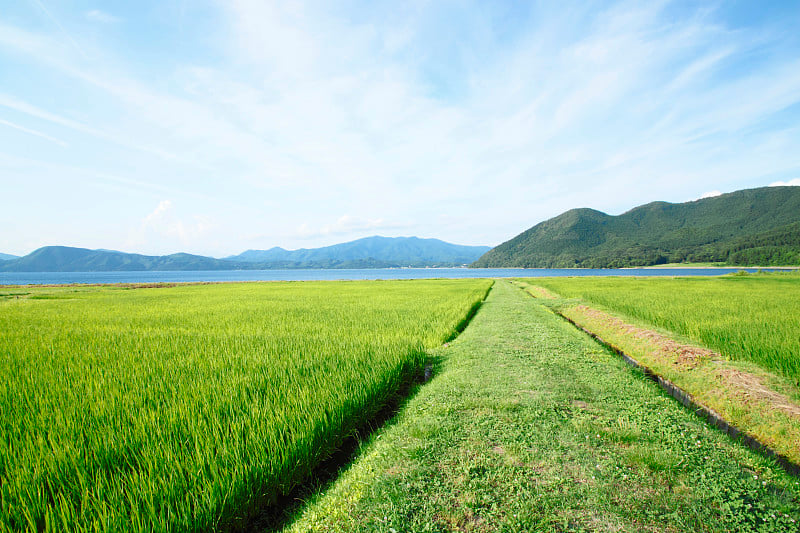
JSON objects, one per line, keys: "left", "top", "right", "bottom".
{"left": 0, "top": 267, "right": 782, "bottom": 285}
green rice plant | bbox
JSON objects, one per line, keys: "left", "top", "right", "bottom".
{"left": 0, "top": 279, "right": 492, "bottom": 532}
{"left": 530, "top": 272, "right": 800, "bottom": 383}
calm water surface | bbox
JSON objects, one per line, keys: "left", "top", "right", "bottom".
{"left": 0, "top": 267, "right": 779, "bottom": 285}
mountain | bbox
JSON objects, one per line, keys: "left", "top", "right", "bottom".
{"left": 0, "top": 253, "right": 18, "bottom": 261}
{"left": 472, "top": 186, "right": 800, "bottom": 268}
{"left": 0, "top": 237, "right": 491, "bottom": 272}
{"left": 0, "top": 246, "right": 257, "bottom": 272}
{"left": 226, "top": 236, "right": 491, "bottom": 268}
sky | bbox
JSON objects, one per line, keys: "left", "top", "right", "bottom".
{"left": 1, "top": 1, "right": 799, "bottom": 257}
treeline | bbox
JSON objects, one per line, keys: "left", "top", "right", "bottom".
{"left": 478, "top": 224, "right": 800, "bottom": 268}
{"left": 726, "top": 222, "right": 800, "bottom": 265}
{"left": 473, "top": 186, "right": 800, "bottom": 268}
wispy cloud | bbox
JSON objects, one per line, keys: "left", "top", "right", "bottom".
{"left": 0, "top": 91, "right": 187, "bottom": 164}
{"left": 85, "top": 10, "right": 120, "bottom": 24}
{"left": 27, "top": 0, "right": 87, "bottom": 59}
{"left": 0, "top": 117, "right": 67, "bottom": 146}
{"left": 1, "top": 1, "right": 799, "bottom": 255}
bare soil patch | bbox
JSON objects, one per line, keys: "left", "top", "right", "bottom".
{"left": 571, "top": 304, "right": 800, "bottom": 420}
{"left": 524, "top": 284, "right": 559, "bottom": 299}
{"left": 715, "top": 365, "right": 800, "bottom": 418}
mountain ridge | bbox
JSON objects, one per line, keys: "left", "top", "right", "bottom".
{"left": 0, "top": 246, "right": 254, "bottom": 272}
{"left": 472, "top": 186, "right": 800, "bottom": 268}
{"left": 226, "top": 236, "right": 490, "bottom": 265}
{"left": 0, "top": 237, "right": 490, "bottom": 272}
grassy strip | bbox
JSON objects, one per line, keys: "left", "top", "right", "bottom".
{"left": 516, "top": 275, "right": 800, "bottom": 465}
{"left": 527, "top": 272, "right": 800, "bottom": 383}
{"left": 553, "top": 306, "right": 800, "bottom": 475}
{"left": 556, "top": 300, "right": 800, "bottom": 467}
{"left": 285, "top": 280, "right": 800, "bottom": 532}
{"left": 0, "top": 279, "right": 491, "bottom": 532}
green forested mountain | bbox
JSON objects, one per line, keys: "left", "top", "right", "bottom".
{"left": 472, "top": 186, "right": 800, "bottom": 268}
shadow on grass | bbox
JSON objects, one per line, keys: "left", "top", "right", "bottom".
{"left": 246, "top": 293, "right": 490, "bottom": 532}
{"left": 247, "top": 353, "right": 447, "bottom": 533}
{"left": 444, "top": 299, "right": 484, "bottom": 343}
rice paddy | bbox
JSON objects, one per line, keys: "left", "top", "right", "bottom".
{"left": 4, "top": 273, "right": 799, "bottom": 531}
{"left": 0, "top": 279, "right": 491, "bottom": 532}
{"left": 530, "top": 272, "right": 800, "bottom": 384}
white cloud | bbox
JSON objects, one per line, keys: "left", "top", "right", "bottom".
{"left": 698, "top": 190, "right": 722, "bottom": 199}
{"left": 85, "top": 10, "right": 120, "bottom": 24}
{"left": 142, "top": 200, "right": 173, "bottom": 228}
{"left": 1, "top": 3, "right": 800, "bottom": 255}
{"left": 769, "top": 179, "right": 800, "bottom": 187}
{"left": 128, "top": 200, "right": 215, "bottom": 254}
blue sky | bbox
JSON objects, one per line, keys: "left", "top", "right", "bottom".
{"left": 1, "top": 0, "right": 799, "bottom": 257}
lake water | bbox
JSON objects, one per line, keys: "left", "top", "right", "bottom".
{"left": 0, "top": 267, "right": 781, "bottom": 285}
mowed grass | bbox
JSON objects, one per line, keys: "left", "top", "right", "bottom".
{"left": 530, "top": 272, "right": 800, "bottom": 384}
{"left": 286, "top": 280, "right": 800, "bottom": 532}
{"left": 0, "top": 279, "right": 491, "bottom": 532}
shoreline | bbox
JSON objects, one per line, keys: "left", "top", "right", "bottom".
{"left": 630, "top": 264, "right": 800, "bottom": 270}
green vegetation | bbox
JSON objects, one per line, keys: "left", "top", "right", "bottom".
{"left": 472, "top": 186, "right": 800, "bottom": 268}
{"left": 286, "top": 281, "right": 800, "bottom": 532}
{"left": 638, "top": 262, "right": 727, "bottom": 268}
{"left": 531, "top": 272, "right": 800, "bottom": 383}
{"left": 6, "top": 275, "right": 800, "bottom": 531}
{"left": 0, "top": 279, "right": 491, "bottom": 532}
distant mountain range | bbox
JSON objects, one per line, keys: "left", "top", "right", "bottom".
{"left": 226, "top": 236, "right": 490, "bottom": 267}
{"left": 0, "top": 247, "right": 256, "bottom": 272}
{"left": 0, "top": 237, "right": 490, "bottom": 272}
{"left": 472, "top": 186, "right": 800, "bottom": 268}
{"left": 7, "top": 186, "right": 797, "bottom": 272}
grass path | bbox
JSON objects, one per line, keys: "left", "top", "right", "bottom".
{"left": 285, "top": 280, "right": 800, "bottom": 532}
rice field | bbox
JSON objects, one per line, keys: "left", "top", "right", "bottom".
{"left": 530, "top": 272, "right": 800, "bottom": 383}
{"left": 0, "top": 279, "right": 492, "bottom": 532}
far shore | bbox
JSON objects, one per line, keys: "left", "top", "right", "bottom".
{"left": 630, "top": 263, "right": 800, "bottom": 269}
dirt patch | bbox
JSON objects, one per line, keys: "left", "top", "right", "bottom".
{"left": 384, "top": 464, "right": 408, "bottom": 477}
{"left": 524, "top": 285, "right": 558, "bottom": 300}
{"left": 571, "top": 305, "right": 800, "bottom": 421}
{"left": 714, "top": 365, "right": 800, "bottom": 418}
{"left": 434, "top": 510, "right": 489, "bottom": 533}
{"left": 573, "top": 305, "right": 716, "bottom": 370}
